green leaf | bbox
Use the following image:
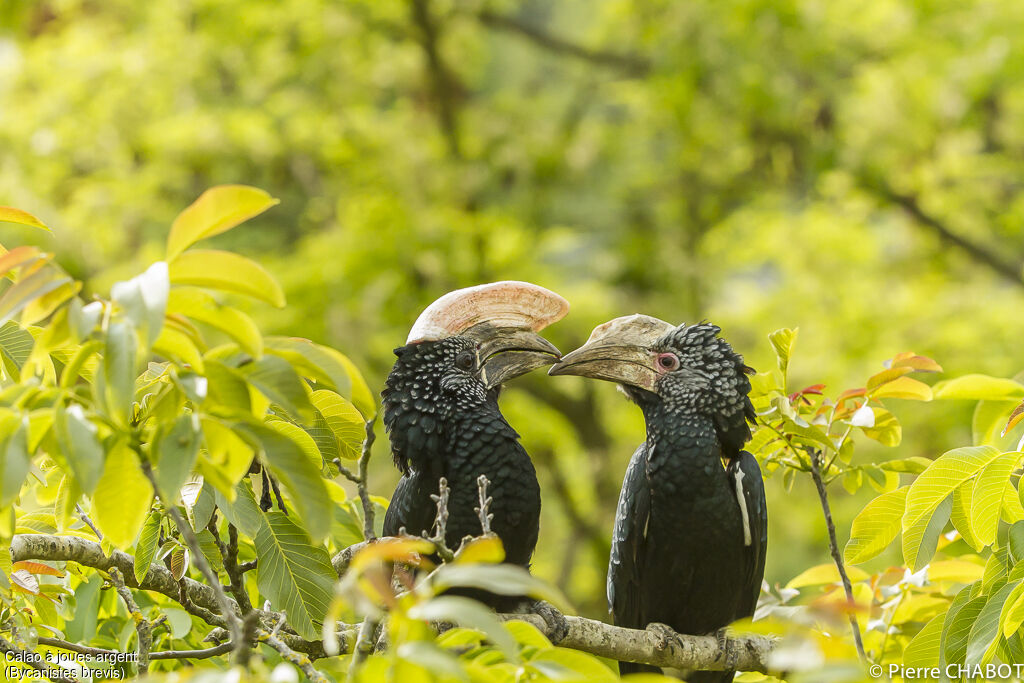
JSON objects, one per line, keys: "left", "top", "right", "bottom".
{"left": 974, "top": 400, "right": 1018, "bottom": 447}
{"left": 134, "top": 510, "right": 162, "bottom": 584}
{"left": 1001, "top": 582, "right": 1024, "bottom": 638}
{"left": 408, "top": 596, "right": 519, "bottom": 662}
{"left": 396, "top": 642, "right": 467, "bottom": 681}
{"left": 0, "top": 321, "right": 35, "bottom": 373}
{"left": 111, "top": 262, "right": 169, "bottom": 347}
{"left": 933, "top": 375, "right": 1024, "bottom": 401}
{"left": 254, "top": 510, "right": 335, "bottom": 641}
{"left": 529, "top": 649, "right": 617, "bottom": 682}
{"left": 202, "top": 360, "right": 252, "bottom": 417}
{"left": 845, "top": 486, "right": 908, "bottom": 565}
{"left": 904, "top": 612, "right": 945, "bottom": 667}
{"left": 163, "top": 607, "right": 193, "bottom": 640}
{"left": 153, "top": 414, "right": 201, "bottom": 503}
{"left": 54, "top": 403, "right": 105, "bottom": 494}
{"left": 236, "top": 355, "right": 315, "bottom": 424}
{"left": 217, "top": 479, "right": 264, "bottom": 539}
{"left": 167, "top": 288, "right": 262, "bottom": 357}
{"left": 169, "top": 249, "right": 285, "bottom": 307}
{"left": 102, "top": 320, "right": 138, "bottom": 425}
{"left": 944, "top": 595, "right": 987, "bottom": 665}
{"left": 91, "top": 443, "right": 154, "bottom": 549}
{"left": 0, "top": 207, "right": 51, "bottom": 232}
{"left": 971, "top": 452, "right": 1023, "bottom": 547}
{"left": 861, "top": 408, "right": 902, "bottom": 446}
{"left": 768, "top": 328, "right": 798, "bottom": 380}
{"left": 310, "top": 390, "right": 364, "bottom": 460}
{"left": 0, "top": 265, "right": 73, "bottom": 327}
{"left": 951, "top": 478, "right": 983, "bottom": 552}
{"left": 428, "top": 563, "right": 571, "bottom": 612}
{"left": 879, "top": 456, "right": 932, "bottom": 474}
{"left": 966, "top": 581, "right": 1019, "bottom": 666}
{"left": 234, "top": 422, "right": 331, "bottom": 542}
{"left": 195, "top": 529, "right": 224, "bottom": 574}
{"left": 0, "top": 415, "right": 28, "bottom": 508}
{"left": 904, "top": 446, "right": 1002, "bottom": 532}
{"left": 153, "top": 323, "right": 205, "bottom": 373}
{"left": 166, "top": 186, "right": 279, "bottom": 261}
{"left": 903, "top": 492, "right": 952, "bottom": 572}
{"left": 199, "top": 418, "right": 254, "bottom": 498}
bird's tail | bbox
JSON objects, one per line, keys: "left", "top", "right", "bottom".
{"left": 687, "top": 670, "right": 736, "bottom": 683}
{"left": 618, "top": 661, "right": 661, "bottom": 676}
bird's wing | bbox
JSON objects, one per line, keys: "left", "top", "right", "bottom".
{"left": 607, "top": 443, "right": 652, "bottom": 628}
{"left": 382, "top": 471, "right": 438, "bottom": 538}
{"left": 731, "top": 450, "right": 768, "bottom": 617}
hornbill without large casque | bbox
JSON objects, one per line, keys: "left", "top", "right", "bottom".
{"left": 382, "top": 281, "right": 568, "bottom": 609}
{"left": 549, "top": 316, "right": 767, "bottom": 681}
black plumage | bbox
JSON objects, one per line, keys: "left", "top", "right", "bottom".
{"left": 381, "top": 336, "right": 542, "bottom": 605}
{"left": 552, "top": 321, "right": 767, "bottom": 681}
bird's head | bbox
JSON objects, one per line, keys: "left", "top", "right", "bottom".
{"left": 549, "top": 315, "right": 754, "bottom": 452}
{"left": 384, "top": 281, "right": 568, "bottom": 472}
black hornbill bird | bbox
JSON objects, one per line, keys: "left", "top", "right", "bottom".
{"left": 550, "top": 316, "right": 767, "bottom": 681}
{"left": 382, "top": 281, "right": 568, "bottom": 608}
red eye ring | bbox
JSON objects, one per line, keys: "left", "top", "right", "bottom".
{"left": 656, "top": 353, "right": 680, "bottom": 372}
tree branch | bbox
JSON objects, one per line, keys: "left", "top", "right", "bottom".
{"left": 336, "top": 417, "right": 379, "bottom": 541}
{"left": 108, "top": 567, "right": 153, "bottom": 674}
{"left": 140, "top": 459, "right": 248, "bottom": 661}
{"left": 410, "top": 0, "right": 465, "bottom": 159}
{"left": 503, "top": 614, "right": 774, "bottom": 673}
{"left": 36, "top": 637, "right": 234, "bottom": 661}
{"left": 865, "top": 179, "right": 1024, "bottom": 288}
{"left": 808, "top": 448, "right": 866, "bottom": 660}
{"left": 258, "top": 627, "right": 329, "bottom": 683}
{"left": 476, "top": 9, "right": 651, "bottom": 75}
{"left": 0, "top": 636, "right": 74, "bottom": 683}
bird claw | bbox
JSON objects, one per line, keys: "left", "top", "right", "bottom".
{"left": 714, "top": 627, "right": 737, "bottom": 669}
{"left": 646, "top": 622, "right": 678, "bottom": 651}
{"left": 529, "top": 600, "right": 569, "bottom": 645}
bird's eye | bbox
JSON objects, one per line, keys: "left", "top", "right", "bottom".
{"left": 455, "top": 350, "right": 476, "bottom": 371}
{"left": 656, "top": 352, "right": 680, "bottom": 372}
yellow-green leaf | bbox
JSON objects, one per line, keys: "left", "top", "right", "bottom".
{"left": 91, "top": 443, "right": 154, "bottom": 549}
{"left": 845, "top": 487, "right": 908, "bottom": 565}
{"left": 167, "top": 287, "right": 262, "bottom": 357}
{"left": 169, "top": 249, "right": 285, "bottom": 307}
{"left": 166, "top": 185, "right": 279, "bottom": 261}
{"left": 934, "top": 375, "right": 1024, "bottom": 401}
{"left": 310, "top": 390, "right": 364, "bottom": 460}
{"left": 872, "top": 376, "right": 933, "bottom": 401}
{"left": 786, "top": 563, "right": 869, "bottom": 589}
{"left": 0, "top": 207, "right": 50, "bottom": 232}
{"left": 904, "top": 446, "right": 1002, "bottom": 531}
{"left": 903, "top": 612, "right": 944, "bottom": 667}
{"left": 971, "top": 452, "right": 1023, "bottom": 546}
{"left": 768, "top": 328, "right": 798, "bottom": 379}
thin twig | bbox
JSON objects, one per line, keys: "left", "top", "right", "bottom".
{"left": 0, "top": 636, "right": 74, "bottom": 683}
{"left": 350, "top": 617, "right": 379, "bottom": 677}
{"left": 258, "top": 628, "right": 329, "bottom": 683}
{"left": 75, "top": 504, "right": 102, "bottom": 540}
{"left": 357, "top": 418, "right": 378, "bottom": 540}
{"left": 337, "top": 418, "right": 379, "bottom": 541}
{"left": 108, "top": 567, "right": 153, "bottom": 674}
{"left": 474, "top": 474, "right": 493, "bottom": 534}
{"left": 139, "top": 459, "right": 246, "bottom": 661}
{"left": 426, "top": 477, "right": 455, "bottom": 562}
{"left": 808, "top": 448, "right": 866, "bottom": 660}
{"left": 476, "top": 9, "right": 652, "bottom": 75}
{"left": 36, "top": 637, "right": 234, "bottom": 661}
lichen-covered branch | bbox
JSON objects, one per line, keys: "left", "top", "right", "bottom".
{"left": 0, "top": 635, "right": 74, "bottom": 683}
{"left": 474, "top": 474, "right": 493, "bottom": 535}
{"left": 335, "top": 417, "right": 379, "bottom": 541}
{"left": 108, "top": 567, "right": 153, "bottom": 674}
{"left": 36, "top": 637, "right": 234, "bottom": 661}
{"left": 503, "top": 614, "right": 776, "bottom": 673}
{"left": 258, "top": 628, "right": 329, "bottom": 683}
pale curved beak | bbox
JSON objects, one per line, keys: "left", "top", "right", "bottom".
{"left": 548, "top": 343, "right": 658, "bottom": 392}
{"left": 466, "top": 324, "right": 561, "bottom": 389}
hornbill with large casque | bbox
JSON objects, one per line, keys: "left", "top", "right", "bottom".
{"left": 382, "top": 281, "right": 568, "bottom": 609}
{"left": 549, "top": 316, "right": 767, "bottom": 681}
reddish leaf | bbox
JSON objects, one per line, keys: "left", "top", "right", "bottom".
{"left": 836, "top": 387, "right": 867, "bottom": 403}
{"left": 0, "top": 246, "right": 43, "bottom": 278}
{"left": 1004, "top": 401, "right": 1024, "bottom": 436}
{"left": 12, "top": 561, "right": 64, "bottom": 578}
{"left": 887, "top": 353, "right": 943, "bottom": 373}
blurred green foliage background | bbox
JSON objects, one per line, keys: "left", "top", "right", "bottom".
{"left": 3, "top": 0, "right": 1023, "bottom": 619}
